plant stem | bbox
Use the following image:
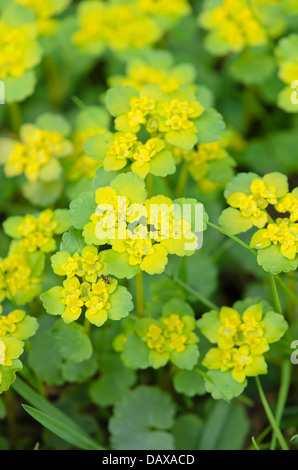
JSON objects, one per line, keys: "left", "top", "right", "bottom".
{"left": 207, "top": 221, "right": 257, "bottom": 256}
{"left": 3, "top": 389, "right": 17, "bottom": 449}
{"left": 146, "top": 173, "right": 154, "bottom": 198}
{"left": 270, "top": 359, "right": 292, "bottom": 450}
{"left": 175, "top": 162, "right": 188, "bottom": 199}
{"left": 84, "top": 318, "right": 91, "bottom": 335}
{"left": 166, "top": 274, "right": 219, "bottom": 311}
{"left": 8, "top": 102, "right": 22, "bottom": 135}
{"left": 287, "top": 272, "right": 297, "bottom": 325}
{"left": 270, "top": 274, "right": 282, "bottom": 315}
{"left": 276, "top": 275, "right": 298, "bottom": 309}
{"left": 255, "top": 377, "right": 289, "bottom": 450}
{"left": 44, "top": 55, "right": 64, "bottom": 107}
{"left": 135, "top": 271, "right": 144, "bottom": 317}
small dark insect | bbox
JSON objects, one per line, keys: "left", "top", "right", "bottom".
{"left": 99, "top": 274, "right": 110, "bottom": 285}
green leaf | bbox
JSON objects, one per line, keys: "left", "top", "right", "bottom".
{"left": 2, "top": 216, "right": 23, "bottom": 239}
{"left": 12, "top": 377, "right": 89, "bottom": 434}
{"left": 61, "top": 356, "right": 98, "bottom": 383}
{"left": 230, "top": 52, "right": 275, "bottom": 85}
{"left": 122, "top": 333, "right": 150, "bottom": 369}
{"left": 28, "top": 330, "right": 64, "bottom": 385}
{"left": 84, "top": 132, "right": 113, "bottom": 161}
{"left": 224, "top": 172, "right": 259, "bottom": 198}
{"left": 40, "top": 287, "right": 64, "bottom": 316}
{"left": 196, "top": 109, "right": 225, "bottom": 144}
{"left": 69, "top": 191, "right": 97, "bottom": 229}
{"left": 60, "top": 229, "right": 85, "bottom": 255}
{"left": 277, "top": 86, "right": 298, "bottom": 114}
{"left": 257, "top": 245, "right": 298, "bottom": 274}
{"left": 23, "top": 406, "right": 103, "bottom": 450}
{"left": 22, "top": 180, "right": 63, "bottom": 207}
{"left": 172, "top": 414, "right": 204, "bottom": 450}
{"left": 219, "top": 207, "right": 253, "bottom": 235}
{"left": 109, "top": 286, "right": 133, "bottom": 321}
{"left": 0, "top": 360, "right": 22, "bottom": 394}
{"left": 4, "top": 72, "right": 37, "bottom": 103}
{"left": 173, "top": 369, "right": 205, "bottom": 397}
{"left": 197, "top": 310, "right": 221, "bottom": 343}
{"left": 105, "top": 86, "right": 137, "bottom": 116}
{"left": 53, "top": 319, "right": 93, "bottom": 363}
{"left": 166, "top": 130, "right": 197, "bottom": 151}
{"left": 89, "top": 353, "right": 136, "bottom": 407}
{"left": 35, "top": 113, "right": 71, "bottom": 136}
{"left": 53, "top": 209, "right": 72, "bottom": 234}
{"left": 109, "top": 386, "right": 175, "bottom": 450}
{"left": 204, "top": 370, "right": 247, "bottom": 401}
{"left": 198, "top": 401, "right": 250, "bottom": 450}
{"left": 101, "top": 250, "right": 140, "bottom": 279}
{"left": 171, "top": 344, "right": 199, "bottom": 370}
{"left": 76, "top": 105, "right": 110, "bottom": 130}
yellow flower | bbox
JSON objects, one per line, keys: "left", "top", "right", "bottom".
{"left": 17, "top": 0, "right": 57, "bottom": 34}
{"left": 136, "top": 0, "right": 190, "bottom": 19}
{"left": 73, "top": 2, "right": 161, "bottom": 52}
{"left": 112, "top": 237, "right": 168, "bottom": 275}
{"left": 18, "top": 209, "right": 58, "bottom": 253}
{"left": 227, "top": 193, "right": 267, "bottom": 228}
{"left": 275, "top": 192, "right": 298, "bottom": 222}
{"left": 203, "top": 345, "right": 265, "bottom": 383}
{"left": 0, "top": 22, "right": 41, "bottom": 79}
{"left": 158, "top": 99, "right": 204, "bottom": 132}
{"left": 250, "top": 178, "right": 277, "bottom": 208}
{"left": 251, "top": 219, "right": 298, "bottom": 260}
{"left": 145, "top": 313, "right": 197, "bottom": 355}
{"left": 105, "top": 133, "right": 137, "bottom": 171}
{"left": 199, "top": 0, "right": 266, "bottom": 52}
{"left": 85, "top": 278, "right": 112, "bottom": 326}
{"left": 0, "top": 253, "right": 39, "bottom": 303}
{"left": 111, "top": 63, "right": 183, "bottom": 94}
{"left": 128, "top": 96, "right": 156, "bottom": 131}
{"left": 5, "top": 125, "right": 72, "bottom": 182}
{"left": 199, "top": 302, "right": 288, "bottom": 383}
{"left": 146, "top": 324, "right": 166, "bottom": 353}
{"left": 0, "top": 310, "right": 25, "bottom": 337}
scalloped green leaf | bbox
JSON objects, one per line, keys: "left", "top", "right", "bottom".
{"left": 109, "top": 386, "right": 175, "bottom": 450}
{"left": 257, "top": 244, "right": 298, "bottom": 274}
{"left": 53, "top": 319, "right": 93, "bottom": 363}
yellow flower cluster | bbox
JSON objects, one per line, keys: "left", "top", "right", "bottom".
{"left": 200, "top": 0, "right": 267, "bottom": 52}
{"left": 136, "top": 0, "right": 190, "bottom": 18}
{"left": 51, "top": 245, "right": 119, "bottom": 325}
{"left": 61, "top": 275, "right": 115, "bottom": 326}
{"left": 0, "top": 253, "right": 39, "bottom": 303}
{"left": 253, "top": 219, "right": 298, "bottom": 260}
{"left": 58, "top": 246, "right": 104, "bottom": 283}
{"left": 73, "top": 2, "right": 160, "bottom": 51}
{"left": 111, "top": 64, "right": 184, "bottom": 95}
{"left": 202, "top": 305, "right": 269, "bottom": 383}
{"left": 276, "top": 192, "right": 298, "bottom": 222}
{"left": 227, "top": 177, "right": 278, "bottom": 228}
{"left": 158, "top": 99, "right": 204, "bottom": 133}
{"left": 0, "top": 308, "right": 25, "bottom": 337}
{"left": 146, "top": 314, "right": 190, "bottom": 354}
{"left": 17, "top": 0, "right": 55, "bottom": 34}
{"left": 0, "top": 22, "right": 39, "bottom": 79}
{"left": 17, "top": 210, "right": 58, "bottom": 253}
{"left": 5, "top": 125, "right": 72, "bottom": 182}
